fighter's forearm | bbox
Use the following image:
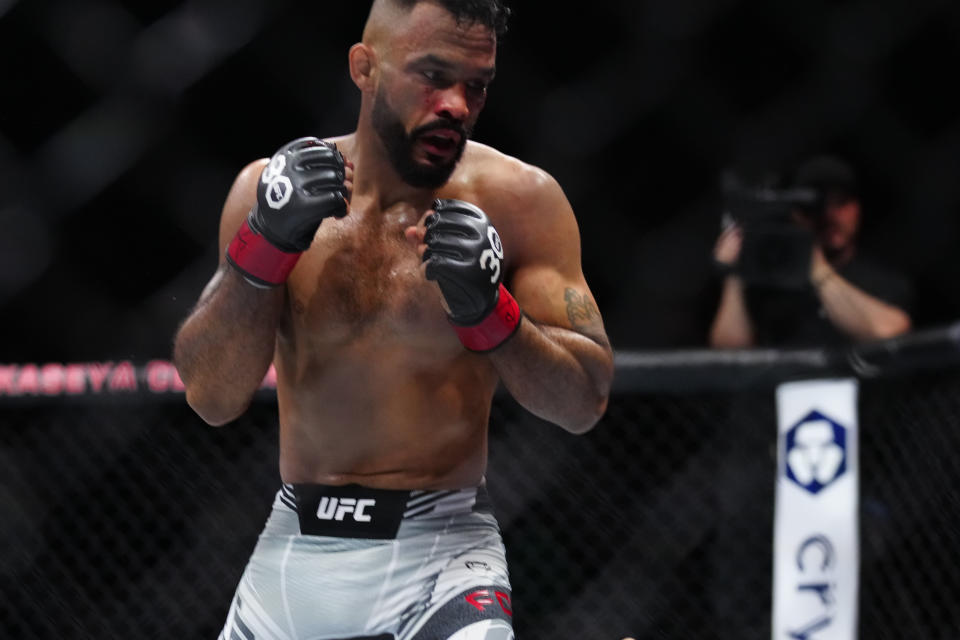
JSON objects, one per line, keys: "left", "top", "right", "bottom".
{"left": 173, "top": 266, "right": 284, "bottom": 425}
{"left": 489, "top": 320, "right": 613, "bottom": 435}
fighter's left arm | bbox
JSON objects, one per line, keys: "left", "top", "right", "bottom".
{"left": 488, "top": 168, "right": 614, "bottom": 434}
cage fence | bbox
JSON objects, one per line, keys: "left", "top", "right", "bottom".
{"left": 1, "top": 325, "right": 960, "bottom": 639}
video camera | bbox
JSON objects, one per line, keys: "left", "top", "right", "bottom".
{"left": 721, "top": 174, "right": 823, "bottom": 290}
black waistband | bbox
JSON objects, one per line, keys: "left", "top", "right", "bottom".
{"left": 281, "top": 483, "right": 490, "bottom": 540}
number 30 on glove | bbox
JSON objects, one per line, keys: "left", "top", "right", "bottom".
{"left": 423, "top": 199, "right": 522, "bottom": 352}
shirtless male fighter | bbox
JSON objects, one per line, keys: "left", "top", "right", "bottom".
{"left": 173, "top": 1, "right": 614, "bottom": 638}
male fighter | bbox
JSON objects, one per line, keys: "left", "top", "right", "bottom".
{"left": 173, "top": 1, "right": 614, "bottom": 638}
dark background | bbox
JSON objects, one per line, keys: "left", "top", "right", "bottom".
{"left": 2, "top": 4, "right": 960, "bottom": 639}
{"left": 0, "top": 0, "right": 958, "bottom": 362}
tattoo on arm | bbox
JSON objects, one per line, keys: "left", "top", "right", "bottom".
{"left": 564, "top": 288, "right": 601, "bottom": 333}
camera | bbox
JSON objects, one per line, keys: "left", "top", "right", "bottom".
{"left": 721, "top": 173, "right": 823, "bottom": 290}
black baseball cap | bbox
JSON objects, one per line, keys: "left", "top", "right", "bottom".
{"left": 790, "top": 155, "right": 859, "bottom": 199}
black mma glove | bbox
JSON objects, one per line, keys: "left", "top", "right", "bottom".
{"left": 226, "top": 137, "right": 348, "bottom": 287}
{"left": 423, "top": 199, "right": 522, "bottom": 352}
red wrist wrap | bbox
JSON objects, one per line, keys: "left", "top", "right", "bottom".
{"left": 453, "top": 284, "right": 523, "bottom": 352}
{"left": 226, "top": 219, "right": 301, "bottom": 286}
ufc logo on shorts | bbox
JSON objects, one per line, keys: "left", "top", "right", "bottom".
{"left": 316, "top": 497, "right": 376, "bottom": 522}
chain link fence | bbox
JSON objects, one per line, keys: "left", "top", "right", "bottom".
{"left": 2, "top": 327, "right": 960, "bottom": 639}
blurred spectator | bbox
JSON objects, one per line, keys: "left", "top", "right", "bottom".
{"left": 709, "top": 155, "right": 913, "bottom": 348}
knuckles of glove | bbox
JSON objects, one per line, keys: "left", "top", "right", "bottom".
{"left": 250, "top": 137, "right": 349, "bottom": 252}
{"left": 422, "top": 199, "right": 503, "bottom": 325}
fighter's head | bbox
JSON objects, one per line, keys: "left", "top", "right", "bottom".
{"left": 350, "top": 0, "right": 511, "bottom": 188}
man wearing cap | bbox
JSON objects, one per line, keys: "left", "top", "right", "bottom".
{"left": 709, "top": 155, "right": 913, "bottom": 348}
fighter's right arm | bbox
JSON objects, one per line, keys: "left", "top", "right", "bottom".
{"left": 173, "top": 159, "right": 282, "bottom": 426}
{"left": 173, "top": 138, "right": 350, "bottom": 425}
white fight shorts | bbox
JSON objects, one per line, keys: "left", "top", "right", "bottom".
{"left": 217, "top": 482, "right": 514, "bottom": 640}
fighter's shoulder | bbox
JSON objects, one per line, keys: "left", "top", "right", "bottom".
{"left": 460, "top": 143, "right": 579, "bottom": 264}
{"left": 221, "top": 157, "right": 268, "bottom": 223}
{"left": 463, "top": 141, "right": 561, "bottom": 201}
{"left": 235, "top": 157, "right": 270, "bottom": 187}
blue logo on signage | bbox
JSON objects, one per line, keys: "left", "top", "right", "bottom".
{"left": 784, "top": 410, "right": 847, "bottom": 494}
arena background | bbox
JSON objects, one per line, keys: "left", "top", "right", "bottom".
{"left": 1, "top": 1, "right": 960, "bottom": 639}
{"left": 0, "top": 0, "right": 958, "bottom": 357}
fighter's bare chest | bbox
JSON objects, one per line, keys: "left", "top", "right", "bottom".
{"left": 281, "top": 206, "right": 449, "bottom": 341}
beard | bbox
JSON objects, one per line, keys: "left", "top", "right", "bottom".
{"left": 371, "top": 87, "right": 470, "bottom": 189}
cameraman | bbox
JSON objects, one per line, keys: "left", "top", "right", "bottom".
{"left": 709, "top": 155, "right": 913, "bottom": 348}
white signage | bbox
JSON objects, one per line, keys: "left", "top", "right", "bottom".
{"left": 773, "top": 378, "right": 859, "bottom": 640}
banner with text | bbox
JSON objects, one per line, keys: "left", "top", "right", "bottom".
{"left": 773, "top": 378, "right": 859, "bottom": 640}
{"left": 0, "top": 361, "right": 277, "bottom": 401}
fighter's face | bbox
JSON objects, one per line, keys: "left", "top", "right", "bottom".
{"left": 372, "top": 83, "right": 471, "bottom": 188}
{"left": 373, "top": 4, "right": 496, "bottom": 187}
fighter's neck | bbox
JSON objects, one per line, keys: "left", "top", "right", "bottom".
{"left": 342, "top": 128, "right": 440, "bottom": 212}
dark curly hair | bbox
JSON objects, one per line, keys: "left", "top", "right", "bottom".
{"left": 394, "top": 0, "right": 511, "bottom": 36}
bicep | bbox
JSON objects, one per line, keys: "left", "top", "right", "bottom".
{"left": 511, "top": 263, "right": 607, "bottom": 344}
{"left": 505, "top": 181, "right": 607, "bottom": 346}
